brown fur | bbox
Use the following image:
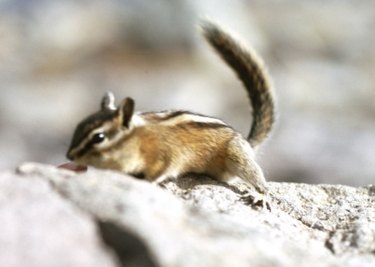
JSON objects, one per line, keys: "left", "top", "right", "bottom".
{"left": 132, "top": 123, "right": 234, "bottom": 179}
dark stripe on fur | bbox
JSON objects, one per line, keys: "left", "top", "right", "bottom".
{"left": 142, "top": 110, "right": 225, "bottom": 123}
{"left": 177, "top": 121, "right": 230, "bottom": 129}
{"left": 162, "top": 111, "right": 191, "bottom": 120}
{"left": 68, "top": 109, "right": 116, "bottom": 156}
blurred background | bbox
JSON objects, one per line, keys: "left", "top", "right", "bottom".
{"left": 0, "top": 0, "right": 374, "bottom": 186}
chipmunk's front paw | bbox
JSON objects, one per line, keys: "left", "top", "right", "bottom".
{"left": 240, "top": 192, "right": 272, "bottom": 211}
{"left": 151, "top": 175, "right": 175, "bottom": 188}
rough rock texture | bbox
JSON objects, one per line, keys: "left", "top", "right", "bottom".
{"left": 0, "top": 170, "right": 118, "bottom": 267}
{"left": 2, "top": 163, "right": 374, "bottom": 267}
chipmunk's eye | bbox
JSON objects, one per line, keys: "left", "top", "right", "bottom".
{"left": 91, "top": 132, "right": 106, "bottom": 144}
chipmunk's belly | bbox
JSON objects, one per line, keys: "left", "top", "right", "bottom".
{"left": 169, "top": 146, "right": 229, "bottom": 180}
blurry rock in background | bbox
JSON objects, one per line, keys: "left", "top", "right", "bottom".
{"left": 0, "top": 0, "right": 374, "bottom": 186}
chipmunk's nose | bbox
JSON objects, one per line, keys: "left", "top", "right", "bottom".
{"left": 66, "top": 150, "right": 75, "bottom": 161}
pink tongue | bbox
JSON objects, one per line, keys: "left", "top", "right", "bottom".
{"left": 58, "top": 162, "right": 88, "bottom": 173}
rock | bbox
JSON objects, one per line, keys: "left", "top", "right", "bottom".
{"left": 4, "top": 162, "right": 374, "bottom": 267}
{"left": 0, "top": 170, "right": 118, "bottom": 267}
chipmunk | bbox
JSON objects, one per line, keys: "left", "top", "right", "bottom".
{"left": 66, "top": 21, "right": 275, "bottom": 200}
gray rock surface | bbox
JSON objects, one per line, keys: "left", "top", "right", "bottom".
{"left": 0, "top": 170, "right": 118, "bottom": 267}
{"left": 2, "top": 162, "right": 373, "bottom": 267}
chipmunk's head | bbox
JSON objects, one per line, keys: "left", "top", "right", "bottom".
{"left": 66, "top": 92, "right": 136, "bottom": 166}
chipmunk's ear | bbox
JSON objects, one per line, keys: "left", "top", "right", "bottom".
{"left": 101, "top": 92, "right": 116, "bottom": 111}
{"left": 118, "top": 97, "right": 135, "bottom": 128}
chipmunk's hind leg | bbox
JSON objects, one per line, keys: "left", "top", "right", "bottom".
{"left": 226, "top": 137, "right": 271, "bottom": 210}
{"left": 226, "top": 137, "right": 267, "bottom": 193}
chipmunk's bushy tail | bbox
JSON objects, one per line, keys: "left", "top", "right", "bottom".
{"left": 201, "top": 20, "right": 275, "bottom": 147}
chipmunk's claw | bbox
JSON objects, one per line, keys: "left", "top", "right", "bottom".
{"left": 240, "top": 192, "right": 272, "bottom": 211}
